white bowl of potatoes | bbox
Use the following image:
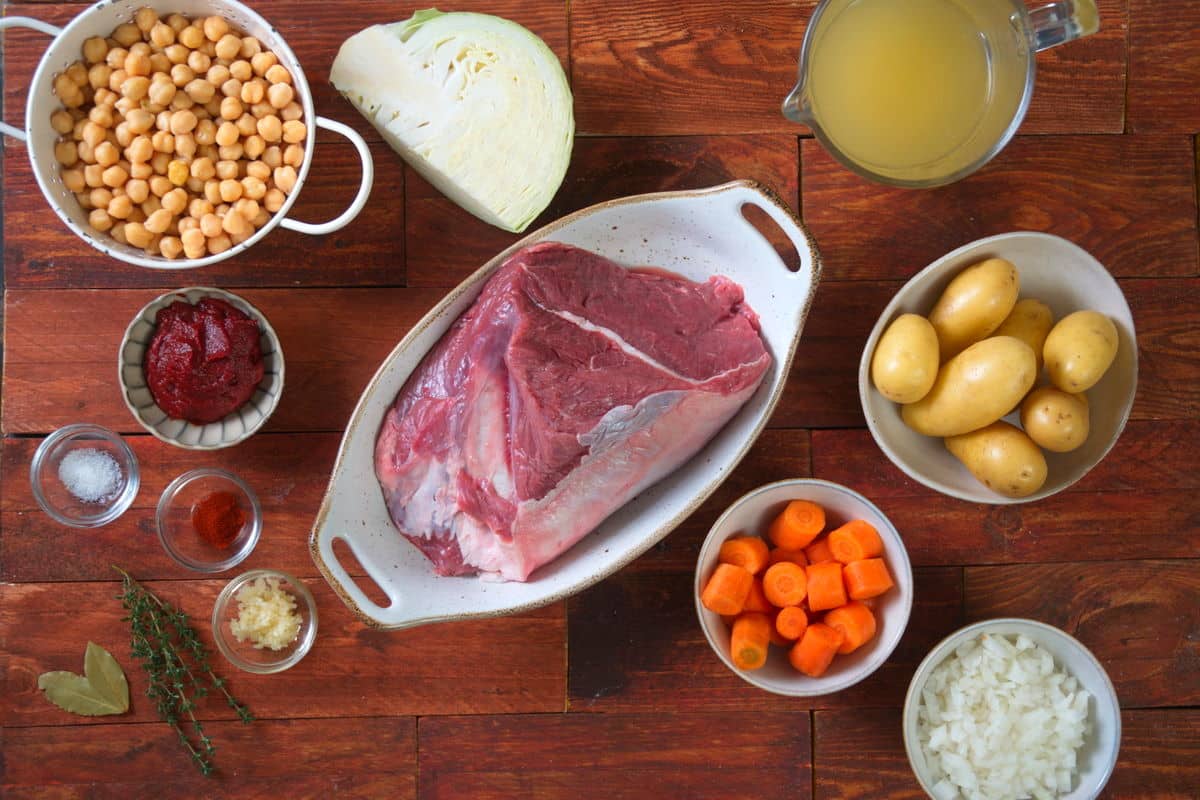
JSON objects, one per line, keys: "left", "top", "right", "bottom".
{"left": 858, "top": 232, "right": 1137, "bottom": 504}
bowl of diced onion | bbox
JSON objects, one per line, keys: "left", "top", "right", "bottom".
{"left": 902, "top": 618, "right": 1121, "bottom": 800}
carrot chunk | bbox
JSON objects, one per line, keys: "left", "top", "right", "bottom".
{"left": 843, "top": 558, "right": 895, "bottom": 600}
{"left": 824, "top": 601, "right": 877, "bottom": 654}
{"left": 827, "top": 519, "right": 884, "bottom": 564}
{"left": 762, "top": 561, "right": 808, "bottom": 607}
{"left": 788, "top": 623, "right": 845, "bottom": 677}
{"left": 718, "top": 535, "right": 770, "bottom": 575}
{"left": 805, "top": 561, "right": 848, "bottom": 612}
{"left": 768, "top": 547, "right": 808, "bottom": 568}
{"left": 774, "top": 605, "right": 809, "bottom": 641}
{"left": 804, "top": 537, "right": 837, "bottom": 565}
{"left": 742, "top": 577, "right": 773, "bottom": 614}
{"left": 767, "top": 500, "right": 826, "bottom": 550}
{"left": 767, "top": 611, "right": 792, "bottom": 647}
{"left": 730, "top": 613, "right": 772, "bottom": 670}
{"left": 700, "top": 563, "right": 753, "bottom": 616}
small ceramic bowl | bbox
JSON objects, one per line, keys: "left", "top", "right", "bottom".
{"left": 30, "top": 423, "right": 139, "bottom": 527}
{"left": 695, "top": 478, "right": 913, "bottom": 696}
{"left": 903, "top": 618, "right": 1121, "bottom": 799}
{"left": 212, "top": 569, "right": 318, "bottom": 674}
{"left": 859, "top": 232, "right": 1138, "bottom": 504}
{"left": 119, "top": 287, "right": 284, "bottom": 450}
{"left": 156, "top": 468, "right": 261, "bottom": 573}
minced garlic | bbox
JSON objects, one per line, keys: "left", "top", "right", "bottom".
{"left": 229, "top": 577, "right": 302, "bottom": 651}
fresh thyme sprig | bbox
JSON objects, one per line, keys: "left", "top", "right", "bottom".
{"left": 115, "top": 566, "right": 253, "bottom": 776}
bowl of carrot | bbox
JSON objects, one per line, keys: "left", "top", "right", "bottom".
{"left": 695, "top": 478, "right": 914, "bottom": 696}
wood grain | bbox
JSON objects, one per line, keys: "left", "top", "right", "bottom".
{"left": 813, "top": 708, "right": 1200, "bottom": 800}
{"left": 801, "top": 135, "right": 1198, "bottom": 281}
{"left": 965, "top": 561, "right": 1200, "bottom": 709}
{"left": 406, "top": 134, "right": 801, "bottom": 288}
{"left": 418, "top": 712, "right": 811, "bottom": 800}
{"left": 1, "top": 580, "right": 566, "bottom": 727}
{"left": 1, "top": 717, "right": 417, "bottom": 798}
{"left": 567, "top": 568, "right": 962, "bottom": 712}
{"left": 1128, "top": 0, "right": 1200, "bottom": 132}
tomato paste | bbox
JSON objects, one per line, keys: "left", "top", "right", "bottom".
{"left": 144, "top": 297, "right": 264, "bottom": 424}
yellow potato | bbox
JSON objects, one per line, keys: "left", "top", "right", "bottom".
{"left": 1020, "top": 386, "right": 1090, "bottom": 452}
{"left": 993, "top": 298, "right": 1054, "bottom": 372}
{"left": 1043, "top": 310, "right": 1119, "bottom": 393}
{"left": 871, "top": 313, "right": 939, "bottom": 403}
{"left": 928, "top": 258, "right": 1020, "bottom": 361}
{"left": 901, "top": 336, "right": 1037, "bottom": 437}
{"left": 945, "top": 421, "right": 1048, "bottom": 498}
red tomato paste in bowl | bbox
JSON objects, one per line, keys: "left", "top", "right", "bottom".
{"left": 144, "top": 298, "right": 264, "bottom": 425}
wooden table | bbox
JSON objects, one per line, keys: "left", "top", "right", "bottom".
{"left": 2, "top": 1, "right": 1197, "bottom": 797}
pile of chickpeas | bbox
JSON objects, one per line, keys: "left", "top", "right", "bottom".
{"left": 51, "top": 8, "right": 307, "bottom": 260}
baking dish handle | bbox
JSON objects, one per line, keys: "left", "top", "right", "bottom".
{"left": 0, "top": 17, "right": 64, "bottom": 141}
{"left": 314, "top": 526, "right": 398, "bottom": 624}
{"left": 722, "top": 181, "right": 818, "bottom": 280}
{"left": 279, "top": 116, "right": 374, "bottom": 236}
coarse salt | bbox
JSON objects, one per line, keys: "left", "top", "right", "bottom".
{"left": 57, "top": 448, "right": 123, "bottom": 504}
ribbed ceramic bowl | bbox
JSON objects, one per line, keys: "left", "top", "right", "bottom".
{"left": 859, "top": 233, "right": 1137, "bottom": 504}
{"left": 903, "top": 618, "right": 1121, "bottom": 799}
{"left": 119, "top": 287, "right": 284, "bottom": 449}
{"left": 695, "top": 479, "right": 913, "bottom": 696}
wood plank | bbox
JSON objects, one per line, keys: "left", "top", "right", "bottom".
{"left": 771, "top": 279, "right": 1200, "bottom": 429}
{"left": 0, "top": 579, "right": 566, "bottom": 727}
{"left": 418, "top": 712, "right": 811, "bottom": 800}
{"left": 1128, "top": 0, "right": 1200, "bottom": 132}
{"left": 569, "top": 1, "right": 1125, "bottom": 136}
{"left": 406, "top": 134, "right": 801, "bottom": 288}
{"left": 567, "top": 568, "right": 961, "bottom": 712}
{"left": 801, "top": 135, "right": 1198, "bottom": 281}
{"left": 1, "top": 717, "right": 416, "bottom": 798}
{"left": 1, "top": 287, "right": 443, "bottom": 434}
{"left": 965, "top": 560, "right": 1200, "bottom": 708}
{"left": 813, "top": 708, "right": 1200, "bottom": 800}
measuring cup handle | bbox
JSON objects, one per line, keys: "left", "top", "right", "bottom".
{"left": 279, "top": 116, "right": 374, "bottom": 236}
{"left": 0, "top": 17, "right": 65, "bottom": 141}
{"left": 1027, "top": 0, "right": 1100, "bottom": 52}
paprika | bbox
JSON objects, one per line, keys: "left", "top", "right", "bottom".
{"left": 191, "top": 491, "right": 245, "bottom": 549}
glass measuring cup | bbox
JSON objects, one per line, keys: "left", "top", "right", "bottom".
{"left": 782, "top": 0, "right": 1100, "bottom": 188}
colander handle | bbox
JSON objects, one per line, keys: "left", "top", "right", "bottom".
{"left": 278, "top": 116, "right": 375, "bottom": 236}
{"left": 0, "top": 17, "right": 64, "bottom": 141}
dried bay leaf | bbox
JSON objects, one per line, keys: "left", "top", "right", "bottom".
{"left": 38, "top": 642, "right": 130, "bottom": 717}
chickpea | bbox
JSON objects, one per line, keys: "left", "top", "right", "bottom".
{"left": 167, "top": 14, "right": 190, "bottom": 33}
{"left": 111, "top": 122, "right": 131, "bottom": 148}
{"left": 235, "top": 113, "right": 258, "bottom": 137}
{"left": 54, "top": 72, "right": 79, "bottom": 98}
{"left": 122, "top": 135, "right": 151, "bottom": 164}
{"left": 240, "top": 175, "right": 267, "bottom": 200}
{"left": 115, "top": 96, "right": 138, "bottom": 116}
{"left": 240, "top": 79, "right": 265, "bottom": 105}
{"left": 169, "top": 109, "right": 198, "bottom": 135}
{"left": 152, "top": 131, "right": 175, "bottom": 153}
{"left": 207, "top": 233, "right": 232, "bottom": 254}
{"left": 125, "top": 178, "right": 150, "bottom": 204}
{"left": 178, "top": 25, "right": 205, "bottom": 50}
{"left": 273, "top": 165, "right": 297, "bottom": 194}
{"left": 218, "top": 142, "right": 244, "bottom": 162}
{"left": 89, "top": 207, "right": 115, "bottom": 232}
{"left": 134, "top": 7, "right": 158, "bottom": 33}
{"left": 265, "top": 82, "right": 293, "bottom": 110}
{"left": 66, "top": 62, "right": 90, "bottom": 87}
{"left": 149, "top": 174, "right": 172, "bottom": 197}
{"left": 181, "top": 227, "right": 206, "bottom": 258}
{"left": 82, "top": 36, "right": 109, "bottom": 65}
{"left": 170, "top": 63, "right": 195, "bottom": 87}
{"left": 121, "top": 75, "right": 150, "bottom": 101}
{"left": 203, "top": 97, "right": 223, "bottom": 118}
{"left": 101, "top": 164, "right": 128, "bottom": 187}
{"left": 161, "top": 187, "right": 188, "bottom": 215}
{"left": 198, "top": 212, "right": 222, "bottom": 238}
{"left": 204, "top": 180, "right": 222, "bottom": 205}
{"left": 143, "top": 208, "right": 171, "bottom": 234}
{"left": 85, "top": 105, "right": 111, "bottom": 129}
{"left": 88, "top": 63, "right": 113, "bottom": 90}
{"left": 281, "top": 102, "right": 304, "bottom": 123}
{"left": 239, "top": 37, "right": 262, "bottom": 59}
{"left": 98, "top": 88, "right": 122, "bottom": 109}
{"left": 94, "top": 141, "right": 119, "bottom": 167}
{"left": 148, "top": 79, "right": 176, "bottom": 106}
{"left": 201, "top": 15, "right": 228, "bottom": 42}
{"left": 160, "top": 236, "right": 184, "bottom": 259}
{"left": 187, "top": 50, "right": 211, "bottom": 74}
{"left": 216, "top": 160, "right": 240, "bottom": 181}
{"left": 282, "top": 121, "right": 307, "bottom": 147}
{"left": 250, "top": 51, "right": 277, "bottom": 77}
{"left": 51, "top": 110, "right": 75, "bottom": 135}
{"left": 188, "top": 197, "right": 213, "bottom": 219}
{"left": 84, "top": 164, "right": 105, "bottom": 188}
{"left": 142, "top": 194, "right": 162, "bottom": 216}
{"left": 221, "top": 208, "right": 249, "bottom": 236}
{"left": 122, "top": 109, "right": 151, "bottom": 135}
{"left": 220, "top": 78, "right": 243, "bottom": 100}
{"left": 167, "top": 159, "right": 189, "bottom": 186}
{"left": 110, "top": 222, "right": 129, "bottom": 244}
{"left": 207, "top": 122, "right": 238, "bottom": 151}
{"left": 256, "top": 114, "right": 282, "bottom": 143}
{"left": 186, "top": 176, "right": 205, "bottom": 193}
{"left": 149, "top": 52, "right": 171, "bottom": 73}
{"left": 262, "top": 187, "right": 284, "bottom": 213}
{"left": 190, "top": 156, "right": 216, "bottom": 180}
{"left": 89, "top": 187, "right": 114, "bottom": 208}
{"left": 62, "top": 167, "right": 86, "bottom": 193}
{"left": 81, "top": 122, "right": 106, "bottom": 148}
{"left": 219, "top": 95, "right": 243, "bottom": 121}
{"left": 169, "top": 93, "right": 195, "bottom": 112}
{"left": 242, "top": 134, "right": 266, "bottom": 160}
{"left": 201, "top": 39, "right": 217, "bottom": 58}
{"left": 108, "top": 193, "right": 133, "bottom": 219}
{"left": 76, "top": 191, "right": 95, "bottom": 210}
{"left": 246, "top": 160, "right": 270, "bottom": 181}
{"left": 150, "top": 22, "right": 175, "bottom": 48}
{"left": 105, "top": 47, "right": 128, "bottom": 70}
{"left": 175, "top": 133, "right": 197, "bottom": 158}
{"left": 105, "top": 68, "right": 126, "bottom": 93}
{"left": 206, "top": 64, "right": 231, "bottom": 86}
{"left": 252, "top": 207, "right": 270, "bottom": 228}
{"left": 229, "top": 59, "right": 252, "bottom": 82}
{"left": 130, "top": 162, "right": 152, "bottom": 179}
{"left": 165, "top": 43, "right": 190, "bottom": 65}
{"left": 215, "top": 33, "right": 241, "bottom": 61}
{"left": 124, "top": 221, "right": 153, "bottom": 248}
{"left": 190, "top": 119, "right": 214, "bottom": 147}
{"left": 77, "top": 139, "right": 97, "bottom": 164}
{"left": 262, "top": 146, "right": 282, "bottom": 169}
{"left": 124, "top": 51, "right": 151, "bottom": 79}
{"left": 55, "top": 140, "right": 79, "bottom": 166}
{"left": 235, "top": 198, "right": 260, "bottom": 220}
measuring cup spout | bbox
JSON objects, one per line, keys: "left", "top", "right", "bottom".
{"left": 781, "top": 82, "right": 810, "bottom": 124}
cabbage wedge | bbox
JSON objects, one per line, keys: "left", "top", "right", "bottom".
{"left": 331, "top": 9, "right": 575, "bottom": 233}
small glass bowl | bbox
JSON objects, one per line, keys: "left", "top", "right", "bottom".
{"left": 156, "top": 468, "right": 261, "bottom": 573}
{"left": 212, "top": 569, "right": 318, "bottom": 674}
{"left": 30, "top": 423, "right": 140, "bottom": 528}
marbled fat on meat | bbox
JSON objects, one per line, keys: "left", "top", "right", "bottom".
{"left": 375, "top": 242, "right": 771, "bottom": 581}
